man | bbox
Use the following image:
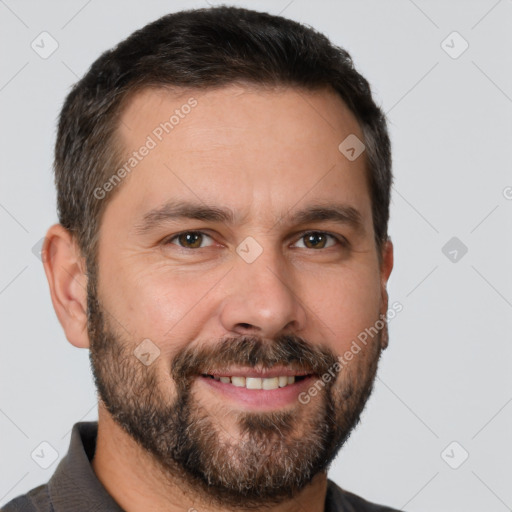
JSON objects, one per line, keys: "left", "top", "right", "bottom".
{"left": 2, "top": 5, "right": 399, "bottom": 512}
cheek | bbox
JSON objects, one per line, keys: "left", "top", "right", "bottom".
{"left": 98, "top": 261, "right": 223, "bottom": 352}
{"left": 303, "top": 265, "right": 382, "bottom": 350}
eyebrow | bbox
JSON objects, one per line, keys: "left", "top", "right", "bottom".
{"left": 134, "top": 200, "right": 365, "bottom": 235}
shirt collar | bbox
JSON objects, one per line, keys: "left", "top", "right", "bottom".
{"left": 47, "top": 421, "right": 124, "bottom": 512}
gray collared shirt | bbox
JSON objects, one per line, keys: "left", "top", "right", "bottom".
{"left": 1, "top": 422, "right": 401, "bottom": 511}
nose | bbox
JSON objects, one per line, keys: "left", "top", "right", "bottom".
{"left": 218, "top": 248, "right": 307, "bottom": 339}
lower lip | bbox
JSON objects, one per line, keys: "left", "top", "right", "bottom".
{"left": 197, "top": 375, "right": 317, "bottom": 410}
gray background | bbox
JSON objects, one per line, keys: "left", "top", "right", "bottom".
{"left": 1, "top": 1, "right": 511, "bottom": 510}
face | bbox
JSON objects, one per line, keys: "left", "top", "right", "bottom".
{"left": 87, "top": 85, "right": 392, "bottom": 508}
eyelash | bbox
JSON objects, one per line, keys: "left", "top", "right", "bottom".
{"left": 164, "top": 230, "right": 348, "bottom": 250}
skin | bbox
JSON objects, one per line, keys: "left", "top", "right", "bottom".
{"left": 43, "top": 84, "right": 393, "bottom": 512}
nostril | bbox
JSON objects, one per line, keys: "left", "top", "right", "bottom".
{"left": 238, "top": 323, "right": 253, "bottom": 329}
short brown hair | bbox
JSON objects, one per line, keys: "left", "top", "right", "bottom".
{"left": 54, "top": 6, "right": 392, "bottom": 269}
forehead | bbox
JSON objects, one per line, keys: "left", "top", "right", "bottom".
{"left": 107, "top": 84, "right": 371, "bottom": 229}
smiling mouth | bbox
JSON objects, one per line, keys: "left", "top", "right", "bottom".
{"left": 201, "top": 374, "right": 312, "bottom": 390}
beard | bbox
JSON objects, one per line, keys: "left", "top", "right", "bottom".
{"left": 86, "top": 274, "right": 385, "bottom": 510}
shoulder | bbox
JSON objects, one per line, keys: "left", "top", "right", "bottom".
{"left": 1, "top": 484, "right": 51, "bottom": 512}
{"left": 326, "top": 479, "right": 403, "bottom": 512}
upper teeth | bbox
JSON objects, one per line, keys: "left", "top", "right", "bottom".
{"left": 214, "top": 375, "right": 296, "bottom": 390}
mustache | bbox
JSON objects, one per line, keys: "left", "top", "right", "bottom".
{"left": 171, "top": 334, "right": 339, "bottom": 382}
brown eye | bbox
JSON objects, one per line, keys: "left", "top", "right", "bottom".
{"left": 295, "top": 232, "right": 338, "bottom": 249}
{"left": 168, "top": 232, "right": 213, "bottom": 249}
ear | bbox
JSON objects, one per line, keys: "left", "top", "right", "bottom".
{"left": 378, "top": 238, "right": 394, "bottom": 350}
{"left": 42, "top": 224, "right": 90, "bottom": 348}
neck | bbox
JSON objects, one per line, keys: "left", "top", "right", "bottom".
{"left": 91, "top": 406, "right": 329, "bottom": 512}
